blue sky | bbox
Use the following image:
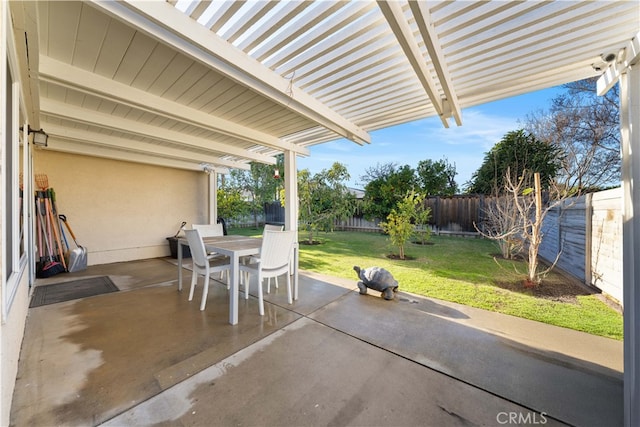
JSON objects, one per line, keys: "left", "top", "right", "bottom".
{"left": 297, "top": 86, "right": 563, "bottom": 190}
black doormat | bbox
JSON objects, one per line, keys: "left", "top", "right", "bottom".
{"left": 30, "top": 276, "right": 119, "bottom": 308}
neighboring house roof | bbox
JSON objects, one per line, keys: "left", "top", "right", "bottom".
{"left": 9, "top": 1, "right": 639, "bottom": 172}
{"left": 348, "top": 188, "right": 365, "bottom": 199}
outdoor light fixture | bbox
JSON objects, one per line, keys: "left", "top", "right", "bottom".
{"left": 601, "top": 52, "right": 616, "bottom": 63}
{"left": 200, "top": 163, "right": 215, "bottom": 174}
{"left": 32, "top": 130, "right": 48, "bottom": 147}
{"left": 20, "top": 126, "right": 49, "bottom": 147}
{"left": 593, "top": 50, "right": 623, "bottom": 72}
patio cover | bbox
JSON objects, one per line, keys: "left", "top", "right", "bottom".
{"left": 8, "top": 0, "right": 638, "bottom": 172}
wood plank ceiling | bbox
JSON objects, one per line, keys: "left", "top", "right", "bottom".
{"left": 11, "top": 0, "right": 640, "bottom": 172}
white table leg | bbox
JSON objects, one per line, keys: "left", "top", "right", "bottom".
{"left": 230, "top": 253, "right": 239, "bottom": 325}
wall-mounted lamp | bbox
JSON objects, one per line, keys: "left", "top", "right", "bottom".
{"left": 200, "top": 163, "right": 216, "bottom": 174}
{"left": 592, "top": 49, "right": 626, "bottom": 72}
{"left": 20, "top": 126, "right": 49, "bottom": 147}
{"left": 601, "top": 52, "right": 616, "bottom": 63}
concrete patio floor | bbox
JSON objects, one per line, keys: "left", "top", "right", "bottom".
{"left": 10, "top": 258, "right": 623, "bottom": 426}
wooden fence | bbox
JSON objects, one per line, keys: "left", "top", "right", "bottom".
{"left": 334, "top": 215, "right": 381, "bottom": 232}
{"left": 539, "top": 188, "right": 622, "bottom": 304}
{"left": 425, "top": 195, "right": 486, "bottom": 232}
{"left": 265, "top": 196, "right": 488, "bottom": 234}
{"left": 334, "top": 195, "right": 487, "bottom": 235}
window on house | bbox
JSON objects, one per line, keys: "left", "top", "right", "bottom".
{"left": 2, "top": 10, "right": 28, "bottom": 319}
{"left": 5, "top": 59, "right": 15, "bottom": 282}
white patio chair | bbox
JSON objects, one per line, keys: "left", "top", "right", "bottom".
{"left": 191, "top": 223, "right": 224, "bottom": 237}
{"left": 241, "top": 224, "right": 284, "bottom": 291}
{"left": 263, "top": 224, "right": 284, "bottom": 232}
{"left": 239, "top": 230, "right": 296, "bottom": 316}
{"left": 192, "top": 223, "right": 227, "bottom": 282}
{"left": 184, "top": 229, "right": 231, "bottom": 311}
{"left": 262, "top": 224, "right": 284, "bottom": 291}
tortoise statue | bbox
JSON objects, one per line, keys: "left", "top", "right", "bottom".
{"left": 353, "top": 266, "right": 399, "bottom": 300}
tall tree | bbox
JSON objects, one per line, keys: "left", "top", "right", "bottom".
{"left": 523, "top": 77, "right": 620, "bottom": 191}
{"left": 416, "top": 158, "right": 458, "bottom": 196}
{"left": 229, "top": 156, "right": 283, "bottom": 227}
{"left": 298, "top": 162, "right": 356, "bottom": 244}
{"left": 216, "top": 187, "right": 250, "bottom": 223}
{"left": 465, "top": 129, "right": 562, "bottom": 195}
{"left": 361, "top": 163, "right": 417, "bottom": 220}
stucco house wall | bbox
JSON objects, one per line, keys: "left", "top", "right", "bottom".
{"left": 0, "top": 272, "right": 30, "bottom": 425}
{"left": 34, "top": 150, "right": 211, "bottom": 265}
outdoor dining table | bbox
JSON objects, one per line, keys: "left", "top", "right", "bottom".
{"left": 176, "top": 234, "right": 298, "bottom": 325}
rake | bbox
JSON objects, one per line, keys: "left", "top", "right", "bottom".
{"left": 35, "top": 173, "right": 49, "bottom": 191}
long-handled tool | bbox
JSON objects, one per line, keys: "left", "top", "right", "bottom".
{"left": 59, "top": 214, "right": 87, "bottom": 272}
{"left": 44, "top": 189, "right": 66, "bottom": 270}
{"left": 50, "top": 188, "right": 69, "bottom": 252}
{"left": 35, "top": 198, "right": 65, "bottom": 278}
{"left": 36, "top": 192, "right": 48, "bottom": 264}
{"left": 174, "top": 221, "right": 187, "bottom": 237}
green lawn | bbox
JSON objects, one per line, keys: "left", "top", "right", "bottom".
{"left": 229, "top": 227, "right": 623, "bottom": 340}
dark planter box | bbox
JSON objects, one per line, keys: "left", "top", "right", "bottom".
{"left": 166, "top": 237, "right": 191, "bottom": 259}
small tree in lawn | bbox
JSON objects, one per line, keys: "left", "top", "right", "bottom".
{"left": 475, "top": 180, "right": 523, "bottom": 260}
{"left": 505, "top": 171, "right": 563, "bottom": 286}
{"left": 412, "top": 192, "right": 432, "bottom": 245}
{"left": 379, "top": 190, "right": 427, "bottom": 259}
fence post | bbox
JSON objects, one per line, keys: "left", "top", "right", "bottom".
{"left": 435, "top": 196, "right": 440, "bottom": 231}
{"left": 584, "top": 193, "right": 593, "bottom": 286}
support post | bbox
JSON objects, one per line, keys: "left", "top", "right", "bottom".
{"left": 208, "top": 170, "right": 218, "bottom": 224}
{"left": 284, "top": 151, "right": 298, "bottom": 232}
{"left": 283, "top": 150, "right": 299, "bottom": 299}
{"left": 584, "top": 192, "right": 593, "bottom": 287}
{"left": 620, "top": 63, "right": 640, "bottom": 427}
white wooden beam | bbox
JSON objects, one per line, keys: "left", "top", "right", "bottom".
{"left": 91, "top": 0, "right": 371, "bottom": 145}
{"left": 376, "top": 0, "right": 450, "bottom": 128}
{"left": 408, "top": 1, "right": 462, "bottom": 126}
{"left": 39, "top": 98, "right": 276, "bottom": 165}
{"left": 38, "top": 55, "right": 308, "bottom": 156}
{"left": 620, "top": 58, "right": 640, "bottom": 427}
{"left": 189, "top": 0, "right": 210, "bottom": 21}
{"left": 8, "top": 0, "right": 41, "bottom": 127}
{"left": 222, "top": 1, "right": 278, "bottom": 44}
{"left": 597, "top": 32, "right": 640, "bottom": 96}
{"left": 598, "top": 30, "right": 640, "bottom": 427}
{"left": 44, "top": 137, "right": 229, "bottom": 171}
{"left": 251, "top": 2, "right": 345, "bottom": 63}
{"left": 42, "top": 122, "right": 250, "bottom": 170}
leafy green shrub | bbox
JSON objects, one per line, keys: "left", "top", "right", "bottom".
{"left": 380, "top": 190, "right": 430, "bottom": 258}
